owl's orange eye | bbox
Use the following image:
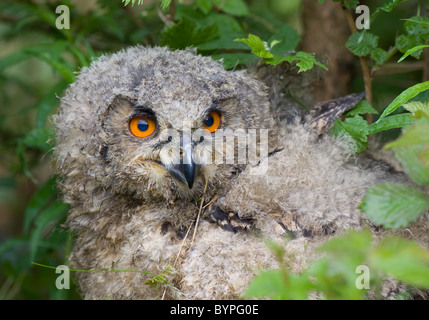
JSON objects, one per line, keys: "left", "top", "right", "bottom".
{"left": 128, "top": 116, "right": 156, "bottom": 138}
{"left": 203, "top": 110, "right": 222, "bottom": 133}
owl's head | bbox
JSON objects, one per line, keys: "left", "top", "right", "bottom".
{"left": 54, "top": 46, "right": 276, "bottom": 202}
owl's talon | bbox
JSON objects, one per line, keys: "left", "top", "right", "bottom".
{"left": 207, "top": 206, "right": 254, "bottom": 233}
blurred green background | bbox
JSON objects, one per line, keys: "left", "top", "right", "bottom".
{"left": 0, "top": 0, "right": 427, "bottom": 299}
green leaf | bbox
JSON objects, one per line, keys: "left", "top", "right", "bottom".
{"left": 196, "top": 0, "right": 213, "bottom": 14}
{"left": 403, "top": 17, "right": 429, "bottom": 27}
{"left": 384, "top": 119, "right": 429, "bottom": 185}
{"left": 161, "top": 17, "right": 219, "bottom": 50}
{"left": 346, "top": 32, "right": 379, "bottom": 57}
{"left": 214, "top": 0, "right": 249, "bottom": 16}
{"left": 377, "top": 81, "right": 429, "bottom": 122}
{"left": 377, "top": 0, "right": 407, "bottom": 13}
{"left": 235, "top": 34, "right": 273, "bottom": 59}
{"left": 367, "top": 113, "right": 415, "bottom": 135}
{"left": 370, "top": 48, "right": 388, "bottom": 66}
{"left": 23, "top": 176, "right": 58, "bottom": 235}
{"left": 122, "top": 0, "right": 144, "bottom": 6}
{"left": 266, "top": 51, "right": 328, "bottom": 72}
{"left": 402, "top": 100, "right": 429, "bottom": 119}
{"left": 294, "top": 51, "right": 328, "bottom": 73}
{"left": 160, "top": 0, "right": 172, "bottom": 11}
{"left": 345, "top": 99, "right": 378, "bottom": 117}
{"left": 396, "top": 35, "right": 424, "bottom": 57}
{"left": 212, "top": 53, "right": 258, "bottom": 69}
{"left": 370, "top": 236, "right": 429, "bottom": 288}
{"left": 268, "top": 25, "right": 301, "bottom": 56}
{"left": 331, "top": 115, "right": 369, "bottom": 153}
{"left": 30, "top": 201, "right": 68, "bottom": 262}
{"left": 243, "top": 270, "right": 313, "bottom": 300}
{"left": 398, "top": 45, "right": 429, "bottom": 62}
{"left": 36, "top": 80, "right": 69, "bottom": 128}
{"left": 420, "top": 146, "right": 429, "bottom": 169}
{"left": 385, "top": 118, "right": 429, "bottom": 149}
{"left": 359, "top": 182, "right": 429, "bottom": 229}
{"left": 393, "top": 146, "right": 429, "bottom": 186}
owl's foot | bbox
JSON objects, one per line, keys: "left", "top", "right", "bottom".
{"left": 207, "top": 206, "right": 255, "bottom": 233}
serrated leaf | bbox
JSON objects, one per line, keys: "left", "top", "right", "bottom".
{"left": 393, "top": 146, "right": 429, "bottom": 186}
{"left": 160, "top": 0, "right": 172, "bottom": 11}
{"left": 212, "top": 53, "right": 258, "bottom": 69}
{"left": 370, "top": 48, "right": 388, "bottom": 66}
{"left": 161, "top": 17, "right": 219, "bottom": 50}
{"left": 420, "top": 146, "right": 429, "bottom": 169}
{"left": 345, "top": 100, "right": 378, "bottom": 117}
{"left": 23, "top": 176, "right": 58, "bottom": 235}
{"left": 331, "top": 115, "right": 369, "bottom": 153}
{"left": 377, "top": 81, "right": 429, "bottom": 121}
{"left": 196, "top": 0, "right": 213, "bottom": 14}
{"left": 398, "top": 45, "right": 429, "bottom": 62}
{"left": 378, "top": 0, "right": 407, "bottom": 12}
{"left": 29, "top": 201, "right": 68, "bottom": 261}
{"left": 396, "top": 35, "right": 423, "bottom": 57}
{"left": 215, "top": 0, "right": 249, "bottom": 16}
{"left": 268, "top": 25, "right": 300, "bottom": 56}
{"left": 36, "top": 80, "right": 69, "bottom": 128}
{"left": 243, "top": 270, "right": 313, "bottom": 300}
{"left": 346, "top": 32, "right": 379, "bottom": 57}
{"left": 360, "top": 183, "right": 429, "bottom": 229}
{"left": 370, "top": 236, "right": 429, "bottom": 288}
{"left": 235, "top": 34, "right": 273, "bottom": 59}
{"left": 266, "top": 51, "right": 328, "bottom": 72}
{"left": 385, "top": 119, "right": 429, "bottom": 186}
{"left": 385, "top": 119, "right": 429, "bottom": 149}
{"left": 367, "top": 113, "right": 415, "bottom": 135}
{"left": 402, "top": 100, "right": 429, "bottom": 119}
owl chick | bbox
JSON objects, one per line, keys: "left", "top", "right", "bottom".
{"left": 53, "top": 46, "right": 428, "bottom": 300}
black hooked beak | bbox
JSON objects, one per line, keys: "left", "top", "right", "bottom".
{"left": 165, "top": 133, "right": 199, "bottom": 189}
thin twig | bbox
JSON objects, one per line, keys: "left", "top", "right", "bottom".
{"left": 191, "top": 178, "right": 210, "bottom": 245}
{"left": 345, "top": 9, "right": 373, "bottom": 124}
{"left": 161, "top": 177, "right": 210, "bottom": 299}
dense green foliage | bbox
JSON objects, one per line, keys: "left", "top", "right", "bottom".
{"left": 0, "top": 0, "right": 428, "bottom": 299}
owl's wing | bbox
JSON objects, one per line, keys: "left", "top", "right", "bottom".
{"left": 307, "top": 91, "right": 366, "bottom": 135}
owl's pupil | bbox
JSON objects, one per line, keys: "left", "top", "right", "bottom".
{"left": 138, "top": 119, "right": 149, "bottom": 132}
{"left": 204, "top": 115, "right": 214, "bottom": 127}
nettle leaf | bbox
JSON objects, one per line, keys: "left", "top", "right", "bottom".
{"left": 267, "top": 52, "right": 328, "bottom": 72}
{"left": 377, "top": 0, "right": 407, "bottom": 13}
{"left": 403, "top": 16, "right": 429, "bottom": 39}
{"left": 345, "top": 99, "right": 378, "bottom": 117}
{"left": 377, "top": 81, "right": 429, "bottom": 121}
{"left": 402, "top": 100, "right": 429, "bottom": 119}
{"left": 196, "top": 0, "right": 213, "bottom": 14}
{"left": 161, "top": 17, "right": 219, "bottom": 50}
{"left": 360, "top": 182, "right": 429, "bottom": 229}
{"left": 235, "top": 34, "right": 273, "bottom": 59}
{"left": 212, "top": 53, "right": 258, "bottom": 69}
{"left": 268, "top": 25, "right": 300, "bottom": 56}
{"left": 346, "top": 32, "right": 379, "bottom": 57}
{"left": 370, "top": 48, "right": 388, "bottom": 66}
{"left": 396, "top": 35, "right": 422, "bottom": 57}
{"left": 385, "top": 118, "right": 429, "bottom": 148}
{"left": 243, "top": 269, "right": 314, "bottom": 300}
{"left": 331, "top": 115, "right": 369, "bottom": 153}
{"left": 385, "top": 119, "right": 429, "bottom": 186}
{"left": 370, "top": 236, "right": 429, "bottom": 288}
{"left": 367, "top": 113, "right": 415, "bottom": 135}
{"left": 214, "top": 0, "right": 249, "bottom": 16}
{"left": 294, "top": 51, "right": 328, "bottom": 73}
{"left": 398, "top": 45, "right": 429, "bottom": 62}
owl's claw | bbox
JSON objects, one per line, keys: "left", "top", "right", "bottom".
{"left": 207, "top": 206, "right": 255, "bottom": 233}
